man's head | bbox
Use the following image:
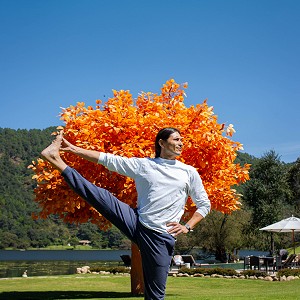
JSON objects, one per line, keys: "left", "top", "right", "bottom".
{"left": 155, "top": 127, "right": 183, "bottom": 159}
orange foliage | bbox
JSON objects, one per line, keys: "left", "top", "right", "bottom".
{"left": 29, "top": 79, "right": 250, "bottom": 229}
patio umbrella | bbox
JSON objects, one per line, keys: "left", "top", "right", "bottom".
{"left": 260, "top": 216, "right": 300, "bottom": 254}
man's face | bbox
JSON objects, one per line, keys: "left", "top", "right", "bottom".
{"left": 159, "top": 131, "right": 183, "bottom": 159}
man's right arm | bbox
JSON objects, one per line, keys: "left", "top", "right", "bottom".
{"left": 61, "top": 137, "right": 139, "bottom": 177}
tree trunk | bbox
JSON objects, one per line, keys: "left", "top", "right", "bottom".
{"left": 215, "top": 246, "right": 227, "bottom": 263}
{"left": 131, "top": 242, "right": 144, "bottom": 295}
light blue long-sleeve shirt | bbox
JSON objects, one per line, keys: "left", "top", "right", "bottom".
{"left": 98, "top": 153, "right": 210, "bottom": 233}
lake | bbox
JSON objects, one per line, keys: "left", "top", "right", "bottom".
{"left": 0, "top": 250, "right": 130, "bottom": 278}
{"left": 0, "top": 250, "right": 131, "bottom": 261}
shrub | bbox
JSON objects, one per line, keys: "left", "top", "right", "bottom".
{"left": 241, "top": 269, "right": 267, "bottom": 277}
{"left": 277, "top": 268, "right": 300, "bottom": 277}
{"left": 179, "top": 267, "right": 237, "bottom": 276}
{"left": 89, "top": 266, "right": 130, "bottom": 274}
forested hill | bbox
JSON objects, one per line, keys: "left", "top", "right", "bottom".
{"left": 0, "top": 127, "right": 55, "bottom": 248}
{"left": 0, "top": 127, "right": 126, "bottom": 249}
{"left": 0, "top": 127, "right": 275, "bottom": 250}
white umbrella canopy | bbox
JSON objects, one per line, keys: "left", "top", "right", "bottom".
{"left": 260, "top": 216, "right": 300, "bottom": 232}
{"left": 260, "top": 216, "right": 300, "bottom": 254}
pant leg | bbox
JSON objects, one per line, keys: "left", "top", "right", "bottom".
{"left": 61, "top": 166, "right": 138, "bottom": 242}
{"left": 137, "top": 223, "right": 176, "bottom": 300}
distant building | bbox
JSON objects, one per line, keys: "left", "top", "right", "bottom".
{"left": 78, "top": 240, "right": 91, "bottom": 246}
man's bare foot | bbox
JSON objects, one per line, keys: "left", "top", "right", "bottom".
{"left": 41, "top": 131, "right": 68, "bottom": 172}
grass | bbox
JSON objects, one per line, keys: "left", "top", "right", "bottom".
{"left": 287, "top": 245, "right": 300, "bottom": 254}
{"left": 0, "top": 274, "right": 299, "bottom": 300}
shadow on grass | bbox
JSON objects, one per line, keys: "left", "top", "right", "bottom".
{"left": 0, "top": 291, "right": 144, "bottom": 299}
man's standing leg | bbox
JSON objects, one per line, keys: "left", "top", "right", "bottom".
{"left": 137, "top": 224, "right": 175, "bottom": 300}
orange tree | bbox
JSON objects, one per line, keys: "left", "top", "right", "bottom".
{"left": 29, "top": 79, "right": 250, "bottom": 293}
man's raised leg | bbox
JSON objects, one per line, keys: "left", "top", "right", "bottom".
{"left": 41, "top": 131, "right": 138, "bottom": 241}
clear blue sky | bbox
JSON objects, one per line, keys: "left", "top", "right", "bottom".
{"left": 1, "top": 0, "right": 299, "bottom": 163}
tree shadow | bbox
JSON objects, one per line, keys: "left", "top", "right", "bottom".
{"left": 0, "top": 290, "right": 144, "bottom": 300}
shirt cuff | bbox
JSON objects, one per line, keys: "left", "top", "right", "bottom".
{"left": 97, "top": 152, "right": 105, "bottom": 164}
{"left": 195, "top": 207, "right": 209, "bottom": 218}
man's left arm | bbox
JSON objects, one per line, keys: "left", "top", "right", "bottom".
{"left": 183, "top": 211, "right": 204, "bottom": 233}
{"left": 183, "top": 169, "right": 211, "bottom": 233}
{"left": 167, "top": 169, "right": 210, "bottom": 236}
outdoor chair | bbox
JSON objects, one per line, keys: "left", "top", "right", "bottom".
{"left": 248, "top": 255, "right": 274, "bottom": 272}
{"left": 173, "top": 255, "right": 184, "bottom": 267}
{"left": 296, "top": 254, "right": 300, "bottom": 267}
{"left": 119, "top": 254, "right": 131, "bottom": 267}
{"left": 243, "top": 255, "right": 252, "bottom": 270}
{"left": 168, "top": 256, "right": 180, "bottom": 274}
{"left": 181, "top": 255, "right": 201, "bottom": 267}
{"left": 276, "top": 254, "right": 297, "bottom": 270}
{"left": 249, "top": 256, "right": 264, "bottom": 270}
{"left": 169, "top": 255, "right": 184, "bottom": 272}
{"left": 263, "top": 256, "right": 276, "bottom": 272}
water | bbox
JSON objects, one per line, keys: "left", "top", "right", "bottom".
{"left": 0, "top": 250, "right": 130, "bottom": 261}
{"left": 0, "top": 250, "right": 130, "bottom": 278}
{"left": 0, "top": 260, "right": 120, "bottom": 278}
{"left": 238, "top": 250, "right": 269, "bottom": 259}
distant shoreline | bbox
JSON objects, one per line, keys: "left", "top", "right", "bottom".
{"left": 0, "top": 249, "right": 131, "bottom": 262}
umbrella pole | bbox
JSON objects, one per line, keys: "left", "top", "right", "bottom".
{"left": 270, "top": 233, "right": 274, "bottom": 255}
{"left": 292, "top": 230, "right": 295, "bottom": 254}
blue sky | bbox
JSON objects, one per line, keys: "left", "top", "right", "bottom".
{"left": 1, "top": 0, "right": 299, "bottom": 163}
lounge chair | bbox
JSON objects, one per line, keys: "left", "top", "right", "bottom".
{"left": 120, "top": 254, "right": 131, "bottom": 267}
{"left": 181, "top": 255, "right": 201, "bottom": 267}
{"left": 173, "top": 255, "right": 184, "bottom": 266}
{"left": 168, "top": 256, "right": 181, "bottom": 274}
{"left": 276, "top": 254, "right": 296, "bottom": 270}
{"left": 296, "top": 254, "right": 300, "bottom": 267}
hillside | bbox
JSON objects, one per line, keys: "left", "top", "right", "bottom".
{"left": 0, "top": 127, "right": 125, "bottom": 249}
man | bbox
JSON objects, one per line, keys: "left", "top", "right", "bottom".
{"left": 41, "top": 127, "right": 210, "bottom": 300}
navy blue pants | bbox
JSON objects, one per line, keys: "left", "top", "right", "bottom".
{"left": 62, "top": 167, "right": 175, "bottom": 300}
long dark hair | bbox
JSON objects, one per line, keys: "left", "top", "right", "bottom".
{"left": 155, "top": 127, "right": 180, "bottom": 158}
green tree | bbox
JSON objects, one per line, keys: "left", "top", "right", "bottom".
{"left": 189, "top": 210, "right": 250, "bottom": 262}
{"left": 243, "top": 150, "right": 291, "bottom": 228}
{"left": 287, "top": 158, "right": 300, "bottom": 214}
{"left": 242, "top": 150, "right": 293, "bottom": 252}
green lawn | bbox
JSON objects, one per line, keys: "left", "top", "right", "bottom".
{"left": 0, "top": 274, "right": 299, "bottom": 300}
